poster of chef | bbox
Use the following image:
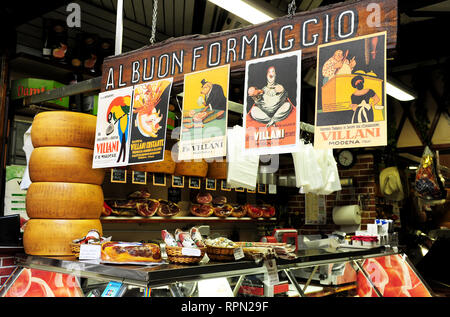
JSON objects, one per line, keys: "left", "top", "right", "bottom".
{"left": 128, "top": 78, "right": 173, "bottom": 165}
{"left": 93, "top": 86, "right": 133, "bottom": 168}
{"left": 243, "top": 50, "right": 302, "bottom": 155}
{"left": 178, "top": 64, "right": 229, "bottom": 161}
{"left": 314, "top": 32, "right": 387, "bottom": 149}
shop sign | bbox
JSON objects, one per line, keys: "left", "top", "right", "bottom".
{"left": 314, "top": 32, "right": 387, "bottom": 149}
{"left": 100, "top": 0, "right": 397, "bottom": 91}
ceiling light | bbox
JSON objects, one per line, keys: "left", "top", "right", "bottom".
{"left": 386, "top": 81, "right": 416, "bottom": 101}
{"left": 208, "top": 0, "right": 275, "bottom": 24}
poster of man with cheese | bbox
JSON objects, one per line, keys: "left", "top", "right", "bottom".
{"left": 314, "top": 32, "right": 387, "bottom": 149}
{"left": 178, "top": 64, "right": 229, "bottom": 161}
{"left": 93, "top": 86, "right": 133, "bottom": 168}
{"left": 243, "top": 50, "right": 302, "bottom": 155}
{"left": 128, "top": 78, "right": 173, "bottom": 165}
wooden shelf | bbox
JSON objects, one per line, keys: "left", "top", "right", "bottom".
{"left": 101, "top": 216, "right": 277, "bottom": 224}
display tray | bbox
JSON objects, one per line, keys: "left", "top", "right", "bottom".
{"left": 13, "top": 246, "right": 394, "bottom": 288}
{"left": 100, "top": 216, "right": 277, "bottom": 223}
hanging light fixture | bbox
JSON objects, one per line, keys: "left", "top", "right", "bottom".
{"left": 208, "top": 0, "right": 275, "bottom": 24}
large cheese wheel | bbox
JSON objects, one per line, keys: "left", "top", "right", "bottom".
{"left": 207, "top": 160, "right": 228, "bottom": 179}
{"left": 175, "top": 160, "right": 208, "bottom": 177}
{"left": 26, "top": 182, "right": 103, "bottom": 219}
{"left": 130, "top": 150, "right": 176, "bottom": 174}
{"left": 23, "top": 219, "right": 102, "bottom": 256}
{"left": 31, "top": 111, "right": 97, "bottom": 149}
{"left": 29, "top": 146, "right": 105, "bottom": 185}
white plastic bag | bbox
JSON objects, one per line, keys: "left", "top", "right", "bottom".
{"left": 226, "top": 126, "right": 259, "bottom": 190}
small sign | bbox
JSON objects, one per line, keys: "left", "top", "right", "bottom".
{"left": 233, "top": 247, "right": 244, "bottom": 260}
{"left": 247, "top": 187, "right": 256, "bottom": 194}
{"left": 205, "top": 178, "right": 216, "bottom": 191}
{"left": 131, "top": 171, "right": 147, "bottom": 184}
{"left": 257, "top": 184, "right": 267, "bottom": 194}
{"left": 264, "top": 259, "right": 279, "bottom": 285}
{"left": 221, "top": 180, "right": 231, "bottom": 191}
{"left": 268, "top": 184, "right": 277, "bottom": 194}
{"left": 111, "top": 168, "right": 127, "bottom": 183}
{"left": 168, "top": 187, "right": 181, "bottom": 203}
{"left": 181, "top": 247, "right": 201, "bottom": 257}
{"left": 153, "top": 173, "right": 166, "bottom": 186}
{"left": 235, "top": 187, "right": 245, "bottom": 192}
{"left": 172, "top": 175, "right": 184, "bottom": 188}
{"left": 79, "top": 244, "right": 102, "bottom": 261}
{"left": 189, "top": 177, "right": 201, "bottom": 189}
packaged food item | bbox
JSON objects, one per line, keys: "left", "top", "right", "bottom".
{"left": 415, "top": 146, "right": 446, "bottom": 202}
{"left": 161, "top": 230, "right": 179, "bottom": 247}
{"left": 175, "top": 229, "right": 197, "bottom": 248}
{"left": 156, "top": 200, "right": 180, "bottom": 217}
{"left": 190, "top": 227, "right": 205, "bottom": 247}
{"left": 190, "top": 204, "right": 214, "bottom": 217}
{"left": 205, "top": 237, "right": 238, "bottom": 248}
{"left": 196, "top": 192, "right": 212, "bottom": 204}
{"left": 231, "top": 205, "right": 247, "bottom": 218}
{"left": 213, "top": 204, "right": 233, "bottom": 217}
{"left": 101, "top": 241, "right": 162, "bottom": 263}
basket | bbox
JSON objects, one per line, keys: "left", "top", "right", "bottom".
{"left": 165, "top": 246, "right": 206, "bottom": 264}
{"left": 206, "top": 245, "right": 238, "bottom": 262}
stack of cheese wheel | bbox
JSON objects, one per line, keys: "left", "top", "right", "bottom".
{"left": 130, "top": 150, "right": 176, "bottom": 174}
{"left": 175, "top": 159, "right": 208, "bottom": 178}
{"left": 207, "top": 158, "right": 227, "bottom": 180}
{"left": 24, "top": 111, "right": 104, "bottom": 256}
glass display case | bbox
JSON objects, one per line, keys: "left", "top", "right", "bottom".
{"left": 0, "top": 245, "right": 434, "bottom": 297}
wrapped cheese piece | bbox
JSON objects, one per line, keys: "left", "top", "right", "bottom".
{"left": 190, "top": 227, "right": 205, "bottom": 247}
{"left": 226, "top": 126, "right": 259, "bottom": 190}
{"left": 161, "top": 230, "right": 178, "bottom": 247}
{"left": 175, "top": 229, "right": 197, "bottom": 248}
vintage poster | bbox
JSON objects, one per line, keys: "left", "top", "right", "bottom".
{"left": 178, "top": 64, "right": 229, "bottom": 161}
{"left": 93, "top": 86, "right": 133, "bottom": 168}
{"left": 243, "top": 50, "right": 302, "bottom": 155}
{"left": 314, "top": 32, "right": 387, "bottom": 149}
{"left": 128, "top": 78, "right": 173, "bottom": 164}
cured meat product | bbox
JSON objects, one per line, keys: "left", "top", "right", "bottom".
{"left": 212, "top": 196, "right": 227, "bottom": 206}
{"left": 175, "top": 229, "right": 197, "bottom": 248}
{"left": 193, "top": 111, "right": 209, "bottom": 122}
{"left": 136, "top": 199, "right": 160, "bottom": 217}
{"left": 213, "top": 204, "right": 233, "bottom": 217}
{"left": 245, "top": 204, "right": 263, "bottom": 218}
{"left": 231, "top": 205, "right": 247, "bottom": 218}
{"left": 190, "top": 227, "right": 205, "bottom": 247}
{"left": 203, "top": 110, "right": 225, "bottom": 123}
{"left": 102, "top": 202, "right": 112, "bottom": 217}
{"left": 101, "top": 242, "right": 162, "bottom": 263}
{"left": 196, "top": 192, "right": 213, "bottom": 204}
{"left": 156, "top": 200, "right": 180, "bottom": 217}
{"left": 161, "top": 230, "right": 178, "bottom": 247}
{"left": 191, "top": 204, "right": 213, "bottom": 217}
{"left": 261, "top": 205, "right": 276, "bottom": 218}
{"left": 127, "top": 190, "right": 151, "bottom": 199}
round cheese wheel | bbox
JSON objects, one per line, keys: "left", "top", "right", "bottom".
{"left": 207, "top": 160, "right": 227, "bottom": 179}
{"left": 175, "top": 160, "right": 208, "bottom": 177}
{"left": 131, "top": 150, "right": 176, "bottom": 174}
{"left": 26, "top": 182, "right": 104, "bottom": 219}
{"left": 31, "top": 111, "right": 97, "bottom": 149}
{"left": 23, "top": 219, "right": 103, "bottom": 256}
{"left": 29, "top": 146, "right": 105, "bottom": 185}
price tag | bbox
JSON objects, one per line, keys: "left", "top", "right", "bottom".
{"left": 79, "top": 244, "right": 101, "bottom": 260}
{"left": 181, "top": 247, "right": 201, "bottom": 257}
{"left": 268, "top": 184, "right": 277, "bottom": 194}
{"left": 264, "top": 259, "right": 279, "bottom": 285}
{"left": 233, "top": 247, "right": 244, "bottom": 260}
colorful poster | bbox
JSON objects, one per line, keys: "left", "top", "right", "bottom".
{"left": 178, "top": 64, "right": 229, "bottom": 161}
{"left": 243, "top": 50, "right": 302, "bottom": 155}
{"left": 128, "top": 78, "right": 173, "bottom": 164}
{"left": 93, "top": 86, "right": 133, "bottom": 168}
{"left": 314, "top": 32, "right": 387, "bottom": 149}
